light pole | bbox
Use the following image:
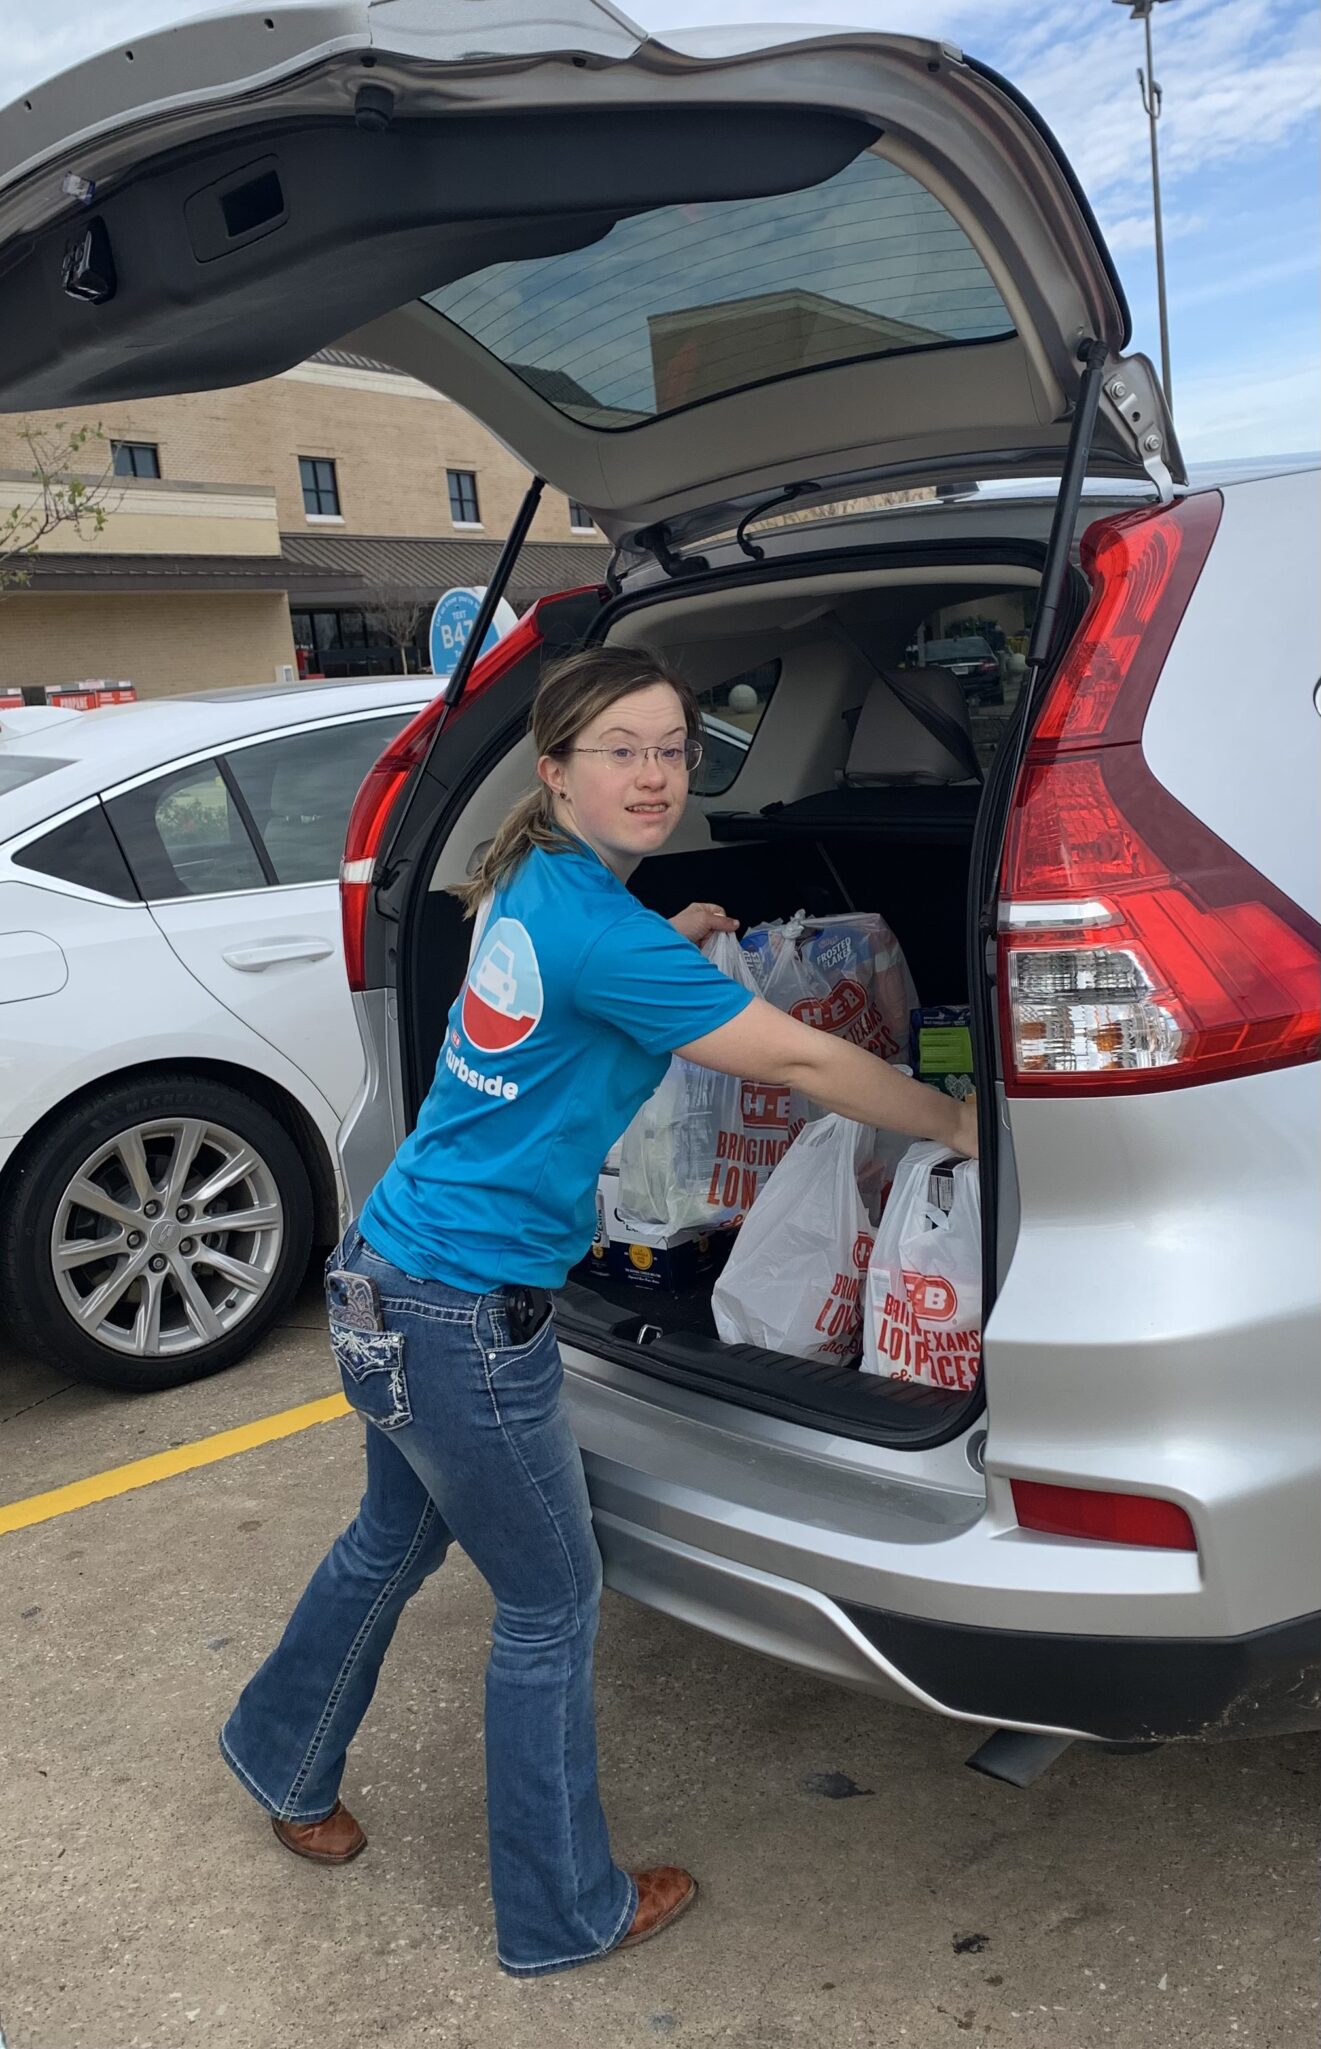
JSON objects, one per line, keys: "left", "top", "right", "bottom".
{"left": 1113, "top": 0, "right": 1174, "bottom": 408}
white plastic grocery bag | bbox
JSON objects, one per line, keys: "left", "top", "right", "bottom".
{"left": 713, "top": 1114, "right": 878, "bottom": 1361}
{"left": 797, "top": 912, "right": 918, "bottom": 1063}
{"left": 739, "top": 914, "right": 795, "bottom": 992}
{"left": 618, "top": 932, "right": 782, "bottom": 1233}
{"left": 744, "top": 908, "right": 918, "bottom": 1068}
{"left": 862, "top": 1140, "right": 982, "bottom": 1390}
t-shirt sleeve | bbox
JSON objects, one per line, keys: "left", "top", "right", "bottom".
{"left": 574, "top": 909, "right": 755, "bottom": 1056}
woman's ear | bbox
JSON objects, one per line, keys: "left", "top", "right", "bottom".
{"left": 536, "top": 754, "right": 565, "bottom": 800}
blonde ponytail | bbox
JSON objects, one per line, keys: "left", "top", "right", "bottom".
{"left": 450, "top": 785, "right": 571, "bottom": 917}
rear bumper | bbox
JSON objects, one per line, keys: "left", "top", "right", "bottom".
{"left": 842, "top": 1603, "right": 1321, "bottom": 1742}
{"left": 595, "top": 1504, "right": 1321, "bottom": 1743}
{"left": 565, "top": 1344, "right": 1321, "bottom": 1745}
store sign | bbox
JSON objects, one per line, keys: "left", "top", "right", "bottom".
{"left": 0, "top": 681, "right": 136, "bottom": 710}
{"left": 428, "top": 586, "right": 518, "bottom": 681}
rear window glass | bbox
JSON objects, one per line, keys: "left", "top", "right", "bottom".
{"left": 0, "top": 754, "right": 68, "bottom": 796}
{"left": 423, "top": 152, "right": 1012, "bottom": 428}
{"left": 904, "top": 596, "right": 1033, "bottom": 775}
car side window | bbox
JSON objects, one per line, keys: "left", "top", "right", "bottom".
{"left": 688, "top": 660, "right": 781, "bottom": 797}
{"left": 223, "top": 714, "right": 411, "bottom": 886}
{"left": 106, "top": 761, "right": 267, "bottom": 901}
{"left": 11, "top": 804, "right": 140, "bottom": 901}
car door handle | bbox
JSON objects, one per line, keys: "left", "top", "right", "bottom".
{"left": 222, "top": 937, "right": 335, "bottom": 971}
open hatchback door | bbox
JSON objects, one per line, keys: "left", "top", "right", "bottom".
{"left": 0, "top": 0, "right": 1183, "bottom": 537}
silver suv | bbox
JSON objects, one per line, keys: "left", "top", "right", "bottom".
{"left": 3, "top": 4, "right": 1316, "bottom": 1769}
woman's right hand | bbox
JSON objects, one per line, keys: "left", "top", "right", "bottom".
{"left": 678, "top": 996, "right": 980, "bottom": 1155}
{"left": 668, "top": 901, "right": 739, "bottom": 946}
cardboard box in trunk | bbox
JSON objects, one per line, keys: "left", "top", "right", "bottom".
{"left": 583, "top": 1166, "right": 733, "bottom": 1292}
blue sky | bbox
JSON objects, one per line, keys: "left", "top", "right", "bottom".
{"left": 4, "top": 0, "right": 1317, "bottom": 458}
{"left": 956, "top": 0, "right": 1320, "bottom": 460}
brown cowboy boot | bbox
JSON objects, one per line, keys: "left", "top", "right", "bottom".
{"left": 617, "top": 1866, "right": 698, "bottom": 1950}
{"left": 271, "top": 1800, "right": 366, "bottom": 1866}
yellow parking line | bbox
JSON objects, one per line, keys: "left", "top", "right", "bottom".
{"left": 0, "top": 1390, "right": 352, "bottom": 1537}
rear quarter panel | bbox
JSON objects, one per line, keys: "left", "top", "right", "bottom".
{"left": 990, "top": 469, "right": 1321, "bottom": 1638}
{"left": 1142, "top": 469, "right": 1321, "bottom": 913}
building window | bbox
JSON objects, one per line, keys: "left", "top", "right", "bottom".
{"left": 290, "top": 606, "right": 414, "bottom": 679}
{"left": 447, "top": 469, "right": 481, "bottom": 525}
{"left": 111, "top": 440, "right": 161, "bottom": 479}
{"left": 567, "top": 499, "right": 594, "bottom": 531}
{"left": 299, "top": 456, "right": 341, "bottom": 518}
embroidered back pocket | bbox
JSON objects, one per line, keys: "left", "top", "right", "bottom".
{"left": 329, "top": 1318, "right": 411, "bottom": 1432}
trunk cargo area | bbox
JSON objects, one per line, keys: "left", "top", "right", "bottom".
{"left": 410, "top": 539, "right": 1061, "bottom": 1444}
{"left": 555, "top": 817, "right": 974, "bottom": 1442}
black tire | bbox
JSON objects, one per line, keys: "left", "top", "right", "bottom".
{"left": 2, "top": 1073, "right": 313, "bottom": 1393}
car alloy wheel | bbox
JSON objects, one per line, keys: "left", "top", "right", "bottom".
{"left": 51, "top": 1117, "right": 284, "bottom": 1358}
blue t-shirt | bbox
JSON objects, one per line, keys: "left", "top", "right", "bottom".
{"left": 360, "top": 838, "right": 754, "bottom": 1293}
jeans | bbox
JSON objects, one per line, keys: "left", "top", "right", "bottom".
{"left": 220, "top": 1226, "right": 636, "bottom": 1977}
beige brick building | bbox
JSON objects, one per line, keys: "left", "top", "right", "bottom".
{"left": 0, "top": 351, "right": 607, "bottom": 699}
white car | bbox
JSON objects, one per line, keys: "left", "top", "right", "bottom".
{"left": 0, "top": 679, "right": 434, "bottom": 1391}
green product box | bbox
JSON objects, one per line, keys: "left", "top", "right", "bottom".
{"left": 910, "top": 1006, "right": 975, "bottom": 1101}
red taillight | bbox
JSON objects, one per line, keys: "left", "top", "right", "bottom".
{"left": 339, "top": 596, "right": 581, "bottom": 992}
{"left": 999, "top": 492, "right": 1321, "bottom": 1092}
{"left": 1011, "top": 1480, "right": 1197, "bottom": 1551}
{"left": 1031, "top": 496, "right": 1211, "bottom": 748}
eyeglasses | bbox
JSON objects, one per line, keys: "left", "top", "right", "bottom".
{"left": 567, "top": 740, "right": 704, "bottom": 772}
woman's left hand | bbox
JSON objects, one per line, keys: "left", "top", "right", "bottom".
{"left": 669, "top": 902, "right": 739, "bottom": 946}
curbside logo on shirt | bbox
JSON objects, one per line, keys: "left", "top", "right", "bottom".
{"left": 445, "top": 1034, "right": 520, "bottom": 1101}
{"left": 446, "top": 916, "right": 543, "bottom": 1104}
{"left": 462, "top": 918, "right": 543, "bottom": 1053}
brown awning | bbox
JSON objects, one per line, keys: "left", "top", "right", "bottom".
{"left": 279, "top": 531, "right": 610, "bottom": 612}
{"left": 17, "top": 553, "right": 294, "bottom": 595}
{"left": 12, "top": 531, "right": 609, "bottom": 611}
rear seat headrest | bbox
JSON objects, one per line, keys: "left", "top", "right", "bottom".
{"left": 841, "top": 666, "right": 980, "bottom": 786}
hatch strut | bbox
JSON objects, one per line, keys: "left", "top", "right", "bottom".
{"left": 1025, "top": 342, "right": 1109, "bottom": 672}
{"left": 373, "top": 474, "right": 546, "bottom": 891}
{"left": 442, "top": 475, "right": 546, "bottom": 711}
{"left": 967, "top": 336, "right": 1108, "bottom": 1323}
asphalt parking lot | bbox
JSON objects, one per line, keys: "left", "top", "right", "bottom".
{"left": 2, "top": 1272, "right": 1317, "bottom": 2049}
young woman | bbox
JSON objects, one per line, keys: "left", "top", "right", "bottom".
{"left": 220, "top": 645, "right": 977, "bottom": 1977}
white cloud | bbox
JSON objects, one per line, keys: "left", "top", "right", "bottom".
{"left": 1172, "top": 247, "right": 1321, "bottom": 310}
{"left": 1102, "top": 207, "right": 1206, "bottom": 255}
{"left": 1173, "top": 350, "right": 1320, "bottom": 461}
{"left": 970, "top": 0, "right": 1320, "bottom": 218}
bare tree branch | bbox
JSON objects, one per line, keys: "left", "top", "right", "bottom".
{"left": 361, "top": 579, "right": 427, "bottom": 671}
{"left": 0, "top": 421, "right": 120, "bottom": 594}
